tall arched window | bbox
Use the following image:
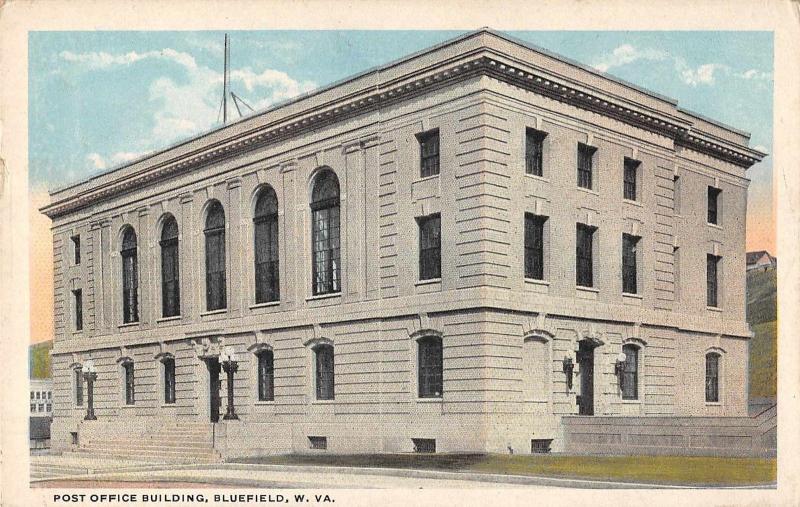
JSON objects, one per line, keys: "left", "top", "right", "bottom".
{"left": 121, "top": 227, "right": 139, "bottom": 323}
{"left": 621, "top": 344, "right": 639, "bottom": 400}
{"left": 257, "top": 349, "right": 275, "bottom": 401}
{"left": 122, "top": 360, "right": 135, "bottom": 405}
{"left": 204, "top": 201, "right": 227, "bottom": 311}
{"left": 705, "top": 352, "right": 720, "bottom": 403}
{"left": 418, "top": 336, "right": 443, "bottom": 398}
{"left": 311, "top": 171, "right": 340, "bottom": 295}
{"left": 162, "top": 356, "right": 176, "bottom": 404}
{"left": 160, "top": 216, "right": 180, "bottom": 318}
{"left": 314, "top": 344, "right": 335, "bottom": 400}
{"left": 254, "top": 187, "right": 280, "bottom": 303}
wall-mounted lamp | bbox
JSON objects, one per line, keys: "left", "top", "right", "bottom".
{"left": 614, "top": 352, "right": 627, "bottom": 390}
{"left": 562, "top": 356, "right": 574, "bottom": 390}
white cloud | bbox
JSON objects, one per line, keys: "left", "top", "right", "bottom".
{"left": 592, "top": 44, "right": 668, "bottom": 73}
{"left": 60, "top": 48, "right": 197, "bottom": 71}
{"left": 753, "top": 145, "right": 768, "bottom": 153}
{"left": 677, "top": 62, "right": 728, "bottom": 86}
{"left": 110, "top": 151, "right": 145, "bottom": 165}
{"left": 86, "top": 153, "right": 106, "bottom": 169}
{"left": 740, "top": 69, "right": 772, "bottom": 81}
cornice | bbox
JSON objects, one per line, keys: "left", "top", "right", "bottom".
{"left": 41, "top": 52, "right": 764, "bottom": 220}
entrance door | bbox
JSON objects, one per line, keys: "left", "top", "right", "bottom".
{"left": 207, "top": 358, "right": 221, "bottom": 423}
{"left": 577, "top": 341, "right": 594, "bottom": 416}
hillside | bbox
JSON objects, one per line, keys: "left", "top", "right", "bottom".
{"left": 29, "top": 340, "right": 53, "bottom": 379}
{"left": 746, "top": 268, "right": 777, "bottom": 398}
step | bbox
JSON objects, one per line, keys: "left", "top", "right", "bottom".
{"left": 70, "top": 449, "right": 220, "bottom": 464}
{"left": 31, "top": 465, "right": 88, "bottom": 475}
{"left": 78, "top": 446, "right": 221, "bottom": 459}
{"left": 81, "top": 440, "right": 214, "bottom": 451}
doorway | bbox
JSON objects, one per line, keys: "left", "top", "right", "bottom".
{"left": 206, "top": 357, "right": 221, "bottom": 423}
{"left": 577, "top": 340, "right": 595, "bottom": 416}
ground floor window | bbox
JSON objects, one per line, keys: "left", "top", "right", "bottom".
{"left": 122, "top": 361, "right": 135, "bottom": 405}
{"left": 162, "top": 357, "right": 176, "bottom": 404}
{"left": 705, "top": 352, "right": 720, "bottom": 403}
{"left": 257, "top": 349, "right": 275, "bottom": 402}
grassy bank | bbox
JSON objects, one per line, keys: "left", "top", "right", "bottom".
{"left": 232, "top": 454, "right": 776, "bottom": 486}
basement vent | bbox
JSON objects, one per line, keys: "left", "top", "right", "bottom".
{"left": 71, "top": 432, "right": 79, "bottom": 445}
{"left": 531, "top": 439, "right": 552, "bottom": 454}
{"left": 412, "top": 438, "right": 436, "bottom": 453}
{"left": 308, "top": 436, "right": 327, "bottom": 450}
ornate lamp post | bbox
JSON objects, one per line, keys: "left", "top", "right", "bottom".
{"left": 82, "top": 360, "right": 97, "bottom": 421}
{"left": 220, "top": 347, "right": 239, "bottom": 421}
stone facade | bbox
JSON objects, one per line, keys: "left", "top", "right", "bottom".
{"left": 42, "top": 29, "right": 764, "bottom": 456}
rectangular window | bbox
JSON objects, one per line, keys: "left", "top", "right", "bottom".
{"left": 72, "top": 289, "right": 83, "bottom": 331}
{"left": 315, "top": 346, "right": 335, "bottom": 401}
{"left": 258, "top": 350, "right": 275, "bottom": 402}
{"left": 705, "top": 354, "right": 720, "bottom": 403}
{"left": 163, "top": 358, "right": 176, "bottom": 404}
{"left": 673, "top": 175, "right": 681, "bottom": 214}
{"left": 576, "top": 224, "right": 596, "bottom": 288}
{"left": 525, "top": 128, "right": 547, "bottom": 177}
{"left": 708, "top": 186, "right": 721, "bottom": 225}
{"left": 418, "top": 129, "right": 440, "bottom": 178}
{"left": 707, "top": 254, "right": 721, "bottom": 307}
{"left": 622, "top": 345, "right": 639, "bottom": 400}
{"left": 418, "top": 337, "right": 443, "bottom": 398}
{"left": 308, "top": 436, "right": 327, "bottom": 450}
{"left": 673, "top": 246, "right": 680, "bottom": 300}
{"left": 622, "top": 234, "right": 639, "bottom": 294}
{"left": 71, "top": 235, "right": 81, "bottom": 265}
{"left": 418, "top": 214, "right": 441, "bottom": 281}
{"left": 577, "top": 143, "right": 596, "bottom": 189}
{"left": 74, "top": 369, "right": 83, "bottom": 407}
{"left": 524, "top": 214, "right": 546, "bottom": 280}
{"left": 412, "top": 438, "right": 436, "bottom": 453}
{"left": 124, "top": 362, "right": 135, "bottom": 405}
{"left": 623, "top": 158, "right": 639, "bottom": 201}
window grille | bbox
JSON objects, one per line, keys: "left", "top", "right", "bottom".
{"left": 576, "top": 224, "right": 596, "bottom": 287}
{"left": 531, "top": 439, "right": 552, "bottom": 453}
{"left": 412, "top": 438, "right": 436, "bottom": 453}
{"left": 204, "top": 201, "right": 227, "bottom": 311}
{"left": 315, "top": 345, "right": 335, "bottom": 400}
{"left": 308, "top": 436, "right": 327, "bottom": 450}
{"left": 121, "top": 227, "right": 139, "bottom": 323}
{"left": 418, "top": 130, "right": 440, "bottom": 178}
{"left": 524, "top": 214, "right": 546, "bottom": 280}
{"left": 418, "top": 336, "right": 443, "bottom": 398}
{"left": 418, "top": 214, "right": 441, "bottom": 281}
{"left": 254, "top": 187, "right": 280, "bottom": 303}
{"left": 160, "top": 216, "right": 181, "bottom": 318}
{"left": 525, "top": 129, "right": 547, "bottom": 177}
{"left": 311, "top": 171, "right": 341, "bottom": 295}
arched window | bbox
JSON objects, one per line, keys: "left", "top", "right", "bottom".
{"left": 257, "top": 349, "right": 275, "bottom": 402}
{"left": 418, "top": 336, "right": 443, "bottom": 398}
{"left": 254, "top": 187, "right": 280, "bottom": 303}
{"left": 122, "top": 360, "right": 135, "bottom": 405}
{"left": 310, "top": 171, "right": 340, "bottom": 295}
{"left": 160, "top": 216, "right": 180, "bottom": 318}
{"left": 204, "top": 201, "right": 227, "bottom": 311}
{"left": 314, "top": 344, "right": 335, "bottom": 400}
{"left": 621, "top": 344, "right": 639, "bottom": 400}
{"left": 121, "top": 227, "right": 139, "bottom": 323}
{"left": 162, "top": 357, "right": 176, "bottom": 404}
{"left": 705, "top": 352, "right": 720, "bottom": 403}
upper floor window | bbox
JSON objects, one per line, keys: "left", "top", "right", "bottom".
{"left": 74, "top": 368, "right": 83, "bottom": 407}
{"left": 707, "top": 254, "right": 721, "bottom": 307}
{"left": 418, "top": 213, "right": 441, "bottom": 281}
{"left": 707, "top": 186, "right": 721, "bottom": 225}
{"left": 254, "top": 187, "right": 280, "bottom": 304}
{"left": 314, "top": 344, "right": 335, "bottom": 401}
{"left": 673, "top": 175, "right": 681, "bottom": 214}
{"left": 705, "top": 352, "right": 720, "bottom": 403}
{"left": 623, "top": 158, "right": 639, "bottom": 201}
{"left": 122, "top": 360, "right": 135, "bottom": 405}
{"left": 311, "top": 171, "right": 341, "bottom": 295}
{"left": 524, "top": 214, "right": 547, "bottom": 280}
{"left": 418, "top": 129, "right": 440, "bottom": 178}
{"left": 71, "top": 235, "right": 81, "bottom": 265}
{"left": 72, "top": 289, "right": 83, "bottom": 331}
{"left": 162, "top": 357, "right": 176, "bottom": 404}
{"left": 257, "top": 349, "right": 275, "bottom": 402}
{"left": 121, "top": 227, "right": 139, "bottom": 324}
{"left": 160, "top": 216, "right": 180, "bottom": 318}
{"left": 418, "top": 336, "right": 443, "bottom": 398}
{"left": 622, "top": 234, "right": 640, "bottom": 294}
{"left": 621, "top": 344, "right": 639, "bottom": 400}
{"left": 204, "top": 201, "right": 227, "bottom": 311}
{"left": 525, "top": 128, "right": 547, "bottom": 177}
{"left": 576, "top": 224, "right": 596, "bottom": 288}
{"left": 577, "top": 143, "right": 597, "bottom": 190}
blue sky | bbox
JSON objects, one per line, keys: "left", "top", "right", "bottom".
{"left": 28, "top": 30, "right": 773, "bottom": 247}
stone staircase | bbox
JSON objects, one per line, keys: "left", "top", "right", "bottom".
{"left": 71, "top": 422, "right": 222, "bottom": 463}
{"left": 31, "top": 462, "right": 91, "bottom": 480}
